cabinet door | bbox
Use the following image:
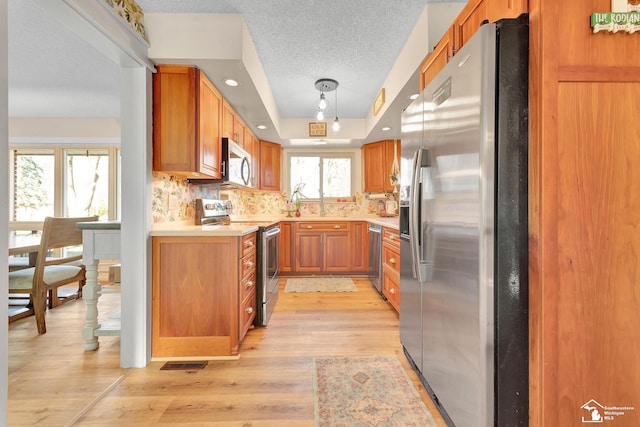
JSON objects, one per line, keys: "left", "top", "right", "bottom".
{"left": 152, "top": 65, "right": 197, "bottom": 173}
{"left": 350, "top": 221, "right": 369, "bottom": 272}
{"left": 420, "top": 26, "right": 455, "bottom": 92}
{"left": 252, "top": 133, "right": 261, "bottom": 188}
{"left": 295, "top": 232, "right": 323, "bottom": 272}
{"left": 260, "top": 140, "right": 281, "bottom": 191}
{"left": 235, "top": 115, "right": 246, "bottom": 148}
{"left": 222, "top": 99, "right": 235, "bottom": 141}
{"left": 152, "top": 236, "right": 240, "bottom": 357}
{"left": 383, "top": 140, "right": 400, "bottom": 193}
{"left": 278, "top": 222, "right": 293, "bottom": 272}
{"left": 487, "top": 0, "right": 527, "bottom": 22}
{"left": 455, "top": 0, "right": 488, "bottom": 49}
{"left": 198, "top": 71, "right": 222, "bottom": 179}
{"left": 325, "top": 231, "right": 350, "bottom": 272}
{"left": 382, "top": 269, "right": 400, "bottom": 312}
{"left": 363, "top": 141, "right": 386, "bottom": 192}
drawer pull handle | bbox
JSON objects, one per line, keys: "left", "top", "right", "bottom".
{"left": 388, "top": 234, "right": 395, "bottom": 240}
{"left": 334, "top": 225, "right": 341, "bottom": 229}
{"left": 306, "top": 225, "right": 313, "bottom": 229}
{"left": 390, "top": 288, "right": 395, "bottom": 294}
{"left": 389, "top": 257, "right": 396, "bottom": 264}
{"left": 245, "top": 241, "right": 254, "bottom": 247}
{"left": 246, "top": 307, "right": 254, "bottom": 314}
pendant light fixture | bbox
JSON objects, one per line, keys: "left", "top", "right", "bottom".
{"left": 314, "top": 78, "right": 338, "bottom": 123}
{"left": 332, "top": 86, "right": 341, "bottom": 132}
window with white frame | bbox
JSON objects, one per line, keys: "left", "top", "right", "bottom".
{"left": 286, "top": 150, "right": 357, "bottom": 201}
{"left": 9, "top": 146, "right": 120, "bottom": 225}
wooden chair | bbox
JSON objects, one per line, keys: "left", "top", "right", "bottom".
{"left": 8, "top": 216, "right": 98, "bottom": 334}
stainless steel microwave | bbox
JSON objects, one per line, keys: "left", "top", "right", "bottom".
{"left": 224, "top": 138, "right": 252, "bottom": 187}
{"left": 188, "top": 137, "right": 252, "bottom": 187}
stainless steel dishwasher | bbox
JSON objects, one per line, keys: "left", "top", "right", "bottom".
{"left": 368, "top": 223, "right": 383, "bottom": 295}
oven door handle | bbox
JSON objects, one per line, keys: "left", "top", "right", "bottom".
{"left": 265, "top": 226, "right": 281, "bottom": 237}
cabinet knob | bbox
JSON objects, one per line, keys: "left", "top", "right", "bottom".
{"left": 246, "top": 306, "right": 254, "bottom": 314}
{"left": 389, "top": 257, "right": 396, "bottom": 264}
{"left": 245, "top": 240, "right": 254, "bottom": 247}
{"left": 388, "top": 234, "right": 395, "bottom": 240}
{"left": 245, "top": 261, "right": 254, "bottom": 268}
{"left": 334, "top": 225, "right": 341, "bottom": 229}
{"left": 306, "top": 225, "right": 313, "bottom": 229}
{"left": 246, "top": 280, "right": 254, "bottom": 287}
{"left": 390, "top": 288, "right": 395, "bottom": 294}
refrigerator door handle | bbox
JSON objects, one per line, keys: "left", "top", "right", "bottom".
{"left": 409, "top": 149, "right": 422, "bottom": 280}
{"left": 410, "top": 148, "right": 434, "bottom": 283}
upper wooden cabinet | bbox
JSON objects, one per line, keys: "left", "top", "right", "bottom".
{"left": 420, "top": 26, "right": 455, "bottom": 91}
{"left": 419, "top": 0, "right": 528, "bottom": 92}
{"left": 234, "top": 115, "right": 246, "bottom": 148}
{"left": 251, "top": 134, "right": 261, "bottom": 188}
{"left": 222, "top": 99, "right": 236, "bottom": 141}
{"left": 259, "top": 140, "right": 281, "bottom": 191}
{"left": 362, "top": 140, "right": 400, "bottom": 193}
{"left": 222, "top": 99, "right": 247, "bottom": 148}
{"left": 153, "top": 65, "right": 222, "bottom": 179}
{"left": 454, "top": 0, "right": 489, "bottom": 50}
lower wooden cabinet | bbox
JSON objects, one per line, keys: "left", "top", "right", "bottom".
{"left": 278, "top": 220, "right": 372, "bottom": 275}
{"left": 239, "top": 233, "right": 257, "bottom": 340}
{"left": 382, "top": 227, "right": 400, "bottom": 312}
{"left": 294, "top": 222, "right": 350, "bottom": 273}
{"left": 151, "top": 233, "right": 256, "bottom": 357}
{"left": 278, "top": 221, "right": 293, "bottom": 272}
{"left": 350, "top": 221, "right": 369, "bottom": 273}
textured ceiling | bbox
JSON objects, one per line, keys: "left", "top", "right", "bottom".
{"left": 136, "top": 0, "right": 440, "bottom": 119}
{"left": 7, "top": 0, "right": 466, "bottom": 145}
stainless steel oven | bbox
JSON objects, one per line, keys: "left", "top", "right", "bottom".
{"left": 255, "top": 223, "right": 280, "bottom": 326}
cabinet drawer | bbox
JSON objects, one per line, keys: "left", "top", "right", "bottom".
{"left": 383, "top": 271, "right": 400, "bottom": 312}
{"left": 296, "top": 222, "right": 350, "bottom": 232}
{"left": 382, "top": 242, "right": 400, "bottom": 274}
{"left": 240, "top": 270, "right": 256, "bottom": 302}
{"left": 240, "top": 288, "right": 256, "bottom": 340}
{"left": 241, "top": 233, "right": 257, "bottom": 258}
{"left": 382, "top": 227, "right": 400, "bottom": 246}
{"left": 241, "top": 251, "right": 256, "bottom": 280}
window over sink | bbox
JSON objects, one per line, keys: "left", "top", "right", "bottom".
{"left": 285, "top": 149, "right": 358, "bottom": 201}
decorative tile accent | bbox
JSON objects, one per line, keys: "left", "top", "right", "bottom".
{"left": 151, "top": 172, "right": 387, "bottom": 222}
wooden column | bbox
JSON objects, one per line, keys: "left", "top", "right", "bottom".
{"left": 528, "top": 0, "right": 640, "bottom": 425}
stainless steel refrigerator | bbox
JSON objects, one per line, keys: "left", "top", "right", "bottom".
{"left": 399, "top": 16, "right": 529, "bottom": 427}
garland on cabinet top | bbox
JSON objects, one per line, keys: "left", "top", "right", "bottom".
{"left": 104, "top": 0, "right": 147, "bottom": 41}
{"left": 591, "top": 0, "right": 640, "bottom": 34}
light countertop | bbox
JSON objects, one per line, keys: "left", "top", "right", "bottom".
{"left": 151, "top": 216, "right": 398, "bottom": 237}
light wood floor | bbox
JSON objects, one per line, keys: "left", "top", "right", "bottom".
{"left": 8, "top": 277, "right": 446, "bottom": 426}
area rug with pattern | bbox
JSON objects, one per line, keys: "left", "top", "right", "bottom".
{"left": 284, "top": 277, "right": 357, "bottom": 293}
{"left": 313, "top": 355, "right": 437, "bottom": 427}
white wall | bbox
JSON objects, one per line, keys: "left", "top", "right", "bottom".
{"left": 1, "top": 1, "right": 9, "bottom": 423}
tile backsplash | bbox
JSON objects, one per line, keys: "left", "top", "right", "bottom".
{"left": 152, "top": 172, "right": 393, "bottom": 223}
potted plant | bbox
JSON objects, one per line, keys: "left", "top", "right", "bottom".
{"left": 291, "top": 183, "right": 304, "bottom": 216}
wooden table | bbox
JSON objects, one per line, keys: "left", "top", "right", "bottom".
{"left": 8, "top": 231, "right": 41, "bottom": 270}
{"left": 77, "top": 221, "right": 121, "bottom": 351}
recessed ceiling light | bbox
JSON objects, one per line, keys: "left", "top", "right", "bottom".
{"left": 256, "top": 125, "right": 267, "bottom": 130}
{"left": 409, "top": 93, "right": 419, "bottom": 100}
{"left": 381, "top": 126, "right": 391, "bottom": 131}
{"left": 224, "top": 78, "right": 238, "bottom": 87}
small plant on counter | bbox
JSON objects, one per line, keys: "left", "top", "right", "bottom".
{"left": 291, "top": 183, "right": 305, "bottom": 210}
